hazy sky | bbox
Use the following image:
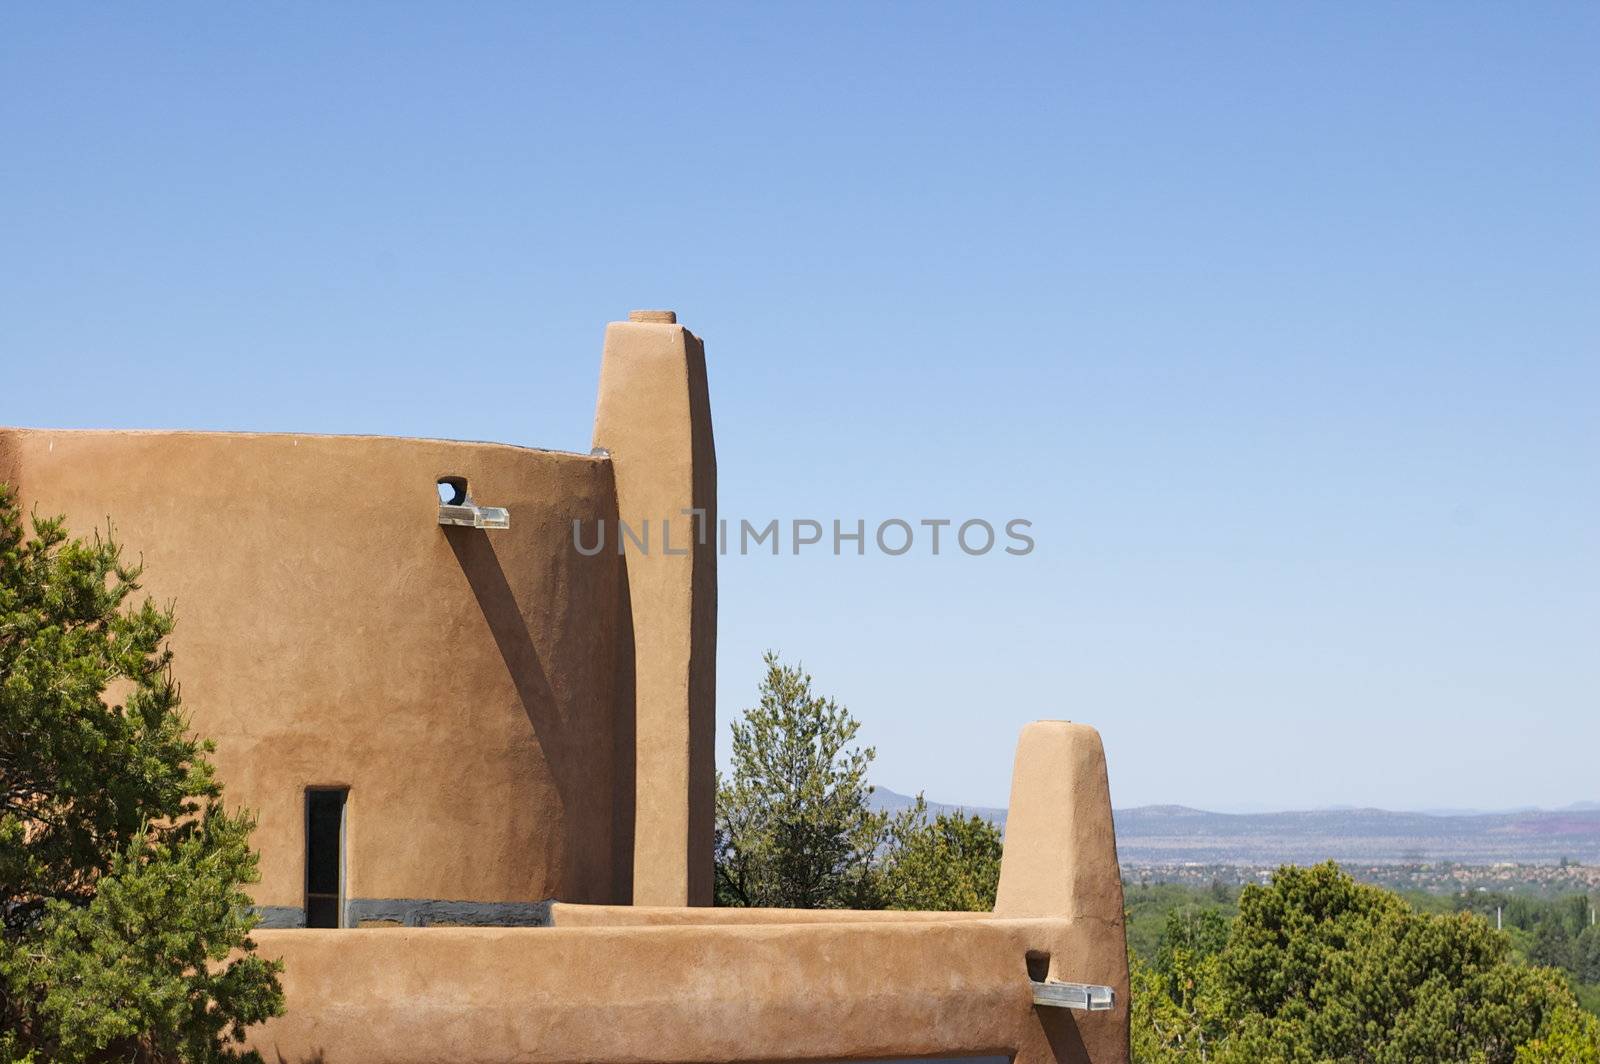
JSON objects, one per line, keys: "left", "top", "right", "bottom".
{"left": 3, "top": 5, "right": 1595, "bottom": 812}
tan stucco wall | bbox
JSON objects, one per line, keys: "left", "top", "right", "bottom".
{"left": 0, "top": 427, "right": 635, "bottom": 911}
{"left": 246, "top": 916, "right": 1105, "bottom": 1064}
{"left": 997, "top": 723, "right": 1130, "bottom": 1063}
{"left": 238, "top": 721, "right": 1130, "bottom": 1064}
{"left": 593, "top": 312, "right": 718, "bottom": 907}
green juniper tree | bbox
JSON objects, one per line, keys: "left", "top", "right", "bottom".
{"left": 0, "top": 486, "right": 282, "bottom": 1063}
{"left": 881, "top": 807, "right": 1003, "bottom": 912}
{"left": 713, "top": 652, "right": 1004, "bottom": 914}
{"left": 1221, "top": 863, "right": 1580, "bottom": 1063}
{"left": 1131, "top": 862, "right": 1600, "bottom": 1064}
{"left": 713, "top": 652, "right": 905, "bottom": 909}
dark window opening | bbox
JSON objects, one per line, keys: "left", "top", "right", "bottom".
{"left": 305, "top": 789, "right": 346, "bottom": 929}
{"left": 1026, "top": 949, "right": 1051, "bottom": 982}
{"left": 437, "top": 477, "right": 468, "bottom": 506}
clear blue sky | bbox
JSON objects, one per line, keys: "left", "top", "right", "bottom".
{"left": 3, "top": 5, "right": 1595, "bottom": 813}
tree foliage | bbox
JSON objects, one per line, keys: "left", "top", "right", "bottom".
{"left": 0, "top": 487, "right": 282, "bottom": 1062}
{"left": 713, "top": 652, "right": 1003, "bottom": 913}
{"left": 1132, "top": 862, "right": 1600, "bottom": 1064}
{"left": 1132, "top": 949, "right": 1230, "bottom": 1063}
{"left": 714, "top": 652, "right": 896, "bottom": 908}
{"left": 1577, "top": 927, "right": 1600, "bottom": 986}
{"left": 881, "top": 806, "right": 1003, "bottom": 912}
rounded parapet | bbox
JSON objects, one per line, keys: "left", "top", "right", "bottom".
{"left": 996, "top": 721, "right": 1130, "bottom": 1063}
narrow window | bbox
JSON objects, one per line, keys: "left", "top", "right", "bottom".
{"left": 305, "top": 789, "right": 346, "bottom": 928}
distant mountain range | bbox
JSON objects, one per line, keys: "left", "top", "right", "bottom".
{"left": 873, "top": 787, "right": 1008, "bottom": 828}
{"left": 870, "top": 789, "right": 1600, "bottom": 866}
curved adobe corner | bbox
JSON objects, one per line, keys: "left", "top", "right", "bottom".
{"left": 0, "top": 428, "right": 635, "bottom": 919}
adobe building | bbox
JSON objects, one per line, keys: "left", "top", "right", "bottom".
{"left": 0, "top": 312, "right": 1130, "bottom": 1063}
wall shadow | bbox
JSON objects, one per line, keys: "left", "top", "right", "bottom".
{"left": 1038, "top": 1009, "right": 1091, "bottom": 1064}
{"left": 443, "top": 526, "right": 567, "bottom": 853}
{"left": 609, "top": 548, "right": 636, "bottom": 905}
{"left": 444, "top": 526, "right": 558, "bottom": 745}
{"left": 444, "top": 524, "right": 633, "bottom": 905}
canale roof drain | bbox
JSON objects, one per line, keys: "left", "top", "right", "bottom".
{"left": 1022, "top": 949, "right": 1115, "bottom": 1011}
{"left": 436, "top": 476, "right": 510, "bottom": 530}
{"left": 1031, "top": 980, "right": 1116, "bottom": 1012}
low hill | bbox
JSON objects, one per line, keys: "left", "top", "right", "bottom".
{"left": 1112, "top": 804, "right": 1600, "bottom": 866}
{"left": 872, "top": 787, "right": 1007, "bottom": 829}
{"left": 871, "top": 789, "right": 1600, "bottom": 865}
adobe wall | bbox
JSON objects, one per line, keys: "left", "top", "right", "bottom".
{"left": 245, "top": 917, "right": 1100, "bottom": 1064}
{"left": 238, "top": 721, "right": 1131, "bottom": 1064}
{"left": 0, "top": 428, "right": 636, "bottom": 919}
{"left": 593, "top": 312, "right": 718, "bottom": 906}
